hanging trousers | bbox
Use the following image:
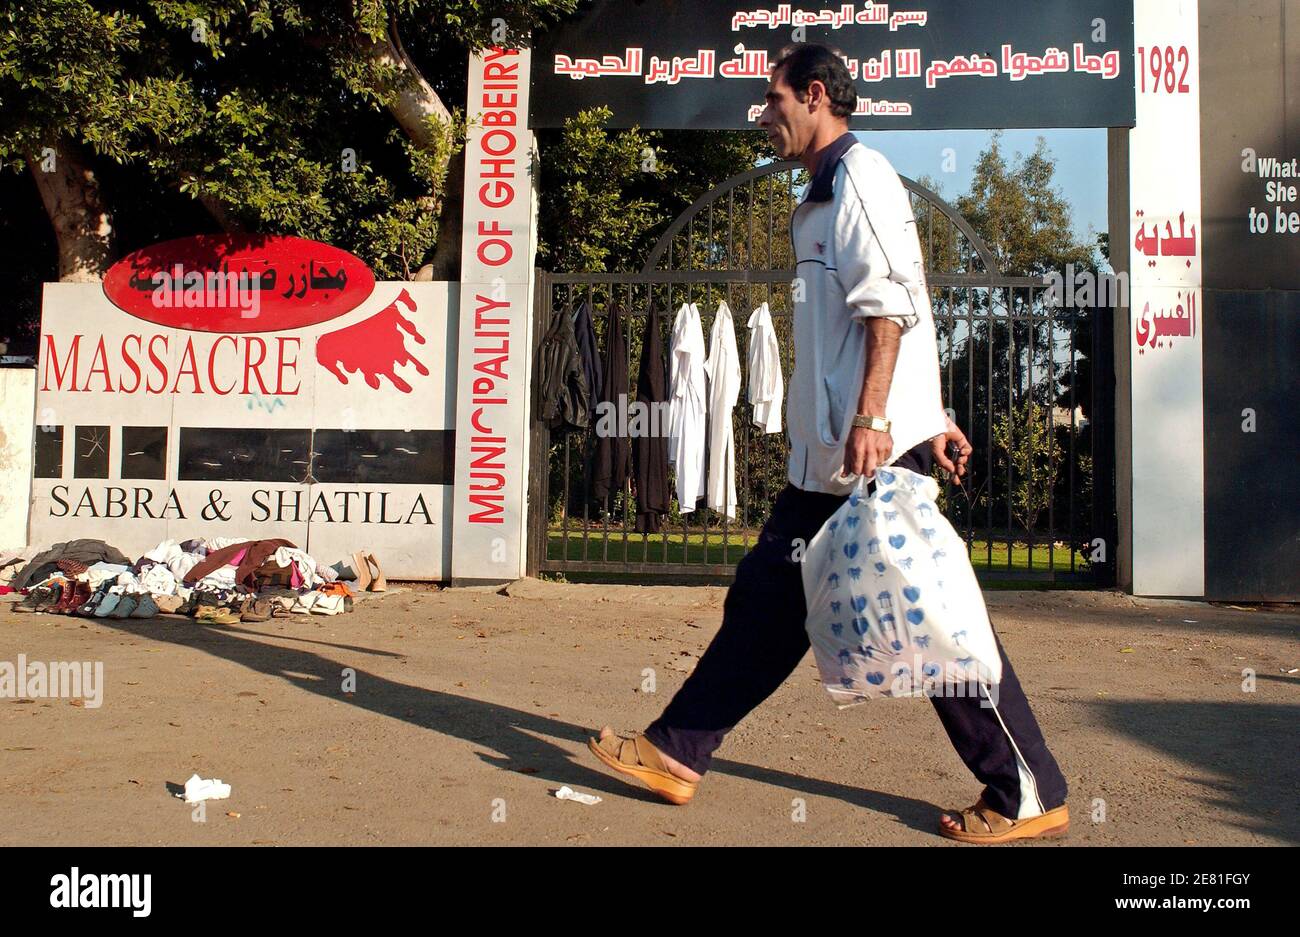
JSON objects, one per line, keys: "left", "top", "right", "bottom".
{"left": 644, "top": 448, "right": 1068, "bottom": 820}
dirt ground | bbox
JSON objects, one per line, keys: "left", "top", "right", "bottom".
{"left": 1, "top": 581, "right": 1296, "bottom": 846}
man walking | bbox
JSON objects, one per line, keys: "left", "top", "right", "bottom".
{"left": 588, "top": 44, "right": 1069, "bottom": 843}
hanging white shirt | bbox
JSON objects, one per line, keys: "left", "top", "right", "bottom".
{"left": 668, "top": 301, "right": 708, "bottom": 513}
{"left": 745, "top": 301, "right": 784, "bottom": 434}
{"left": 705, "top": 301, "right": 742, "bottom": 520}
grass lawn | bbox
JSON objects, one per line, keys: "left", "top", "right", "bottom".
{"left": 545, "top": 528, "right": 1089, "bottom": 580}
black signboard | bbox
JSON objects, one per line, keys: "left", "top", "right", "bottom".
{"left": 530, "top": 0, "right": 1135, "bottom": 130}
{"left": 1198, "top": 1, "right": 1299, "bottom": 291}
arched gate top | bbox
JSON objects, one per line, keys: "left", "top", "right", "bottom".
{"left": 641, "top": 158, "right": 1001, "bottom": 277}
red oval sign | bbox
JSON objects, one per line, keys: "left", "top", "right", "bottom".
{"left": 103, "top": 234, "right": 376, "bottom": 333}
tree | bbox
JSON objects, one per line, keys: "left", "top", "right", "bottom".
{"left": 957, "top": 132, "right": 1094, "bottom": 277}
{"left": 928, "top": 133, "right": 1100, "bottom": 549}
{"left": 2, "top": 3, "right": 775, "bottom": 353}
{"left": 0, "top": 1, "right": 580, "bottom": 291}
{"left": 992, "top": 397, "right": 1063, "bottom": 536}
{"left": 535, "top": 113, "right": 774, "bottom": 528}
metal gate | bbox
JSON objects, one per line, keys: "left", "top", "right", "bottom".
{"left": 528, "top": 160, "right": 1115, "bottom": 584}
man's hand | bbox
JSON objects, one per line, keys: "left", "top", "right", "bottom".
{"left": 844, "top": 425, "right": 893, "bottom": 480}
{"left": 931, "top": 414, "right": 972, "bottom": 485}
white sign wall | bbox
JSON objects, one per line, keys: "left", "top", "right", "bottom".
{"left": 1127, "top": 0, "right": 1205, "bottom": 596}
{"left": 451, "top": 46, "right": 539, "bottom": 584}
{"left": 30, "top": 281, "right": 456, "bottom": 579}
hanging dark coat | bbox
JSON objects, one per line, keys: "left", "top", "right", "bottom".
{"left": 633, "top": 301, "right": 671, "bottom": 533}
{"left": 592, "top": 303, "right": 631, "bottom": 505}
{"left": 537, "top": 306, "right": 590, "bottom": 434}
{"left": 11, "top": 539, "right": 131, "bottom": 591}
{"left": 573, "top": 300, "right": 602, "bottom": 418}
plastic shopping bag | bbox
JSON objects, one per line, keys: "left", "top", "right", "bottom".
{"left": 801, "top": 465, "right": 1002, "bottom": 707}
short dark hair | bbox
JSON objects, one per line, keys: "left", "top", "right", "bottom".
{"left": 771, "top": 43, "right": 856, "bottom": 119}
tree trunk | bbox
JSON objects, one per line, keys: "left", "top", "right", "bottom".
{"left": 423, "top": 147, "right": 464, "bottom": 281}
{"left": 198, "top": 193, "right": 246, "bottom": 234}
{"left": 360, "top": 14, "right": 463, "bottom": 278}
{"left": 28, "top": 143, "right": 114, "bottom": 281}
{"left": 360, "top": 16, "right": 451, "bottom": 150}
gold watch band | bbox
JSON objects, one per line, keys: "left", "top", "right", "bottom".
{"left": 852, "top": 413, "right": 891, "bottom": 432}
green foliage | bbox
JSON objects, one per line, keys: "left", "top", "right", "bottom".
{"left": 0, "top": 1, "right": 580, "bottom": 276}
{"left": 536, "top": 111, "right": 771, "bottom": 274}
{"left": 536, "top": 107, "right": 666, "bottom": 273}
{"left": 956, "top": 131, "right": 1095, "bottom": 276}
{"left": 992, "top": 397, "right": 1064, "bottom": 534}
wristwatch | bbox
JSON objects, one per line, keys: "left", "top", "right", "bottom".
{"left": 851, "top": 413, "right": 891, "bottom": 432}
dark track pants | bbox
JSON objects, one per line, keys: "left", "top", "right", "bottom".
{"left": 644, "top": 481, "right": 1068, "bottom": 820}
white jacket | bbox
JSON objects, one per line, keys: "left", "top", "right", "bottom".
{"left": 705, "top": 301, "right": 741, "bottom": 519}
{"left": 746, "top": 301, "right": 784, "bottom": 433}
{"left": 787, "top": 140, "right": 946, "bottom": 494}
{"left": 668, "top": 301, "right": 708, "bottom": 512}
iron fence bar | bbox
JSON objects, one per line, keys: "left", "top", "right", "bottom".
{"left": 685, "top": 215, "right": 694, "bottom": 565}
{"left": 622, "top": 280, "right": 632, "bottom": 564}
{"left": 966, "top": 284, "right": 976, "bottom": 557}
{"left": 1027, "top": 285, "right": 1036, "bottom": 571}
{"left": 745, "top": 178, "right": 756, "bottom": 553}
{"left": 1091, "top": 303, "right": 1117, "bottom": 586}
{"left": 537, "top": 556, "right": 1098, "bottom": 583}
{"left": 1005, "top": 286, "right": 1014, "bottom": 572}
{"left": 583, "top": 281, "right": 594, "bottom": 563}
{"left": 549, "top": 270, "right": 1033, "bottom": 288}
{"left": 562, "top": 284, "right": 574, "bottom": 565}
{"left": 539, "top": 165, "right": 1099, "bottom": 585}
{"left": 1044, "top": 286, "right": 1056, "bottom": 574}
{"left": 986, "top": 289, "right": 994, "bottom": 570}
{"left": 661, "top": 260, "right": 671, "bottom": 566}
{"left": 927, "top": 199, "right": 934, "bottom": 269}
{"left": 728, "top": 191, "right": 738, "bottom": 564}
{"left": 1069, "top": 302, "right": 1078, "bottom": 573}
{"left": 759, "top": 171, "right": 769, "bottom": 545}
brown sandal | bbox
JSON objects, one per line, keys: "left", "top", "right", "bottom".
{"left": 587, "top": 727, "right": 699, "bottom": 805}
{"left": 351, "top": 552, "right": 373, "bottom": 592}
{"left": 363, "top": 552, "right": 387, "bottom": 592}
{"left": 939, "top": 797, "right": 1069, "bottom": 844}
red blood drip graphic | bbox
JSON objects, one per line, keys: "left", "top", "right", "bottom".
{"left": 316, "top": 288, "right": 428, "bottom": 393}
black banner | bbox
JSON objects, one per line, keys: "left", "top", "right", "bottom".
{"left": 529, "top": 0, "right": 1135, "bottom": 130}
{"left": 0, "top": 846, "right": 1283, "bottom": 923}
{"left": 1198, "top": 0, "right": 1298, "bottom": 291}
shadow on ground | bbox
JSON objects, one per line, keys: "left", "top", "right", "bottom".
{"left": 93, "top": 617, "right": 943, "bottom": 836}
{"left": 1090, "top": 698, "right": 1299, "bottom": 844}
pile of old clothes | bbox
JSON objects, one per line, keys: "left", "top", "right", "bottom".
{"left": 5, "top": 539, "right": 131, "bottom": 592}
{"left": 6, "top": 537, "right": 385, "bottom": 624}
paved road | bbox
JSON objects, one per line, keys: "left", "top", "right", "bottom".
{"left": 2, "top": 583, "right": 1295, "bottom": 845}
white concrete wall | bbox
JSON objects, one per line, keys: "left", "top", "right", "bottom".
{"left": 0, "top": 368, "right": 35, "bottom": 550}
{"left": 29, "top": 282, "right": 459, "bottom": 579}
